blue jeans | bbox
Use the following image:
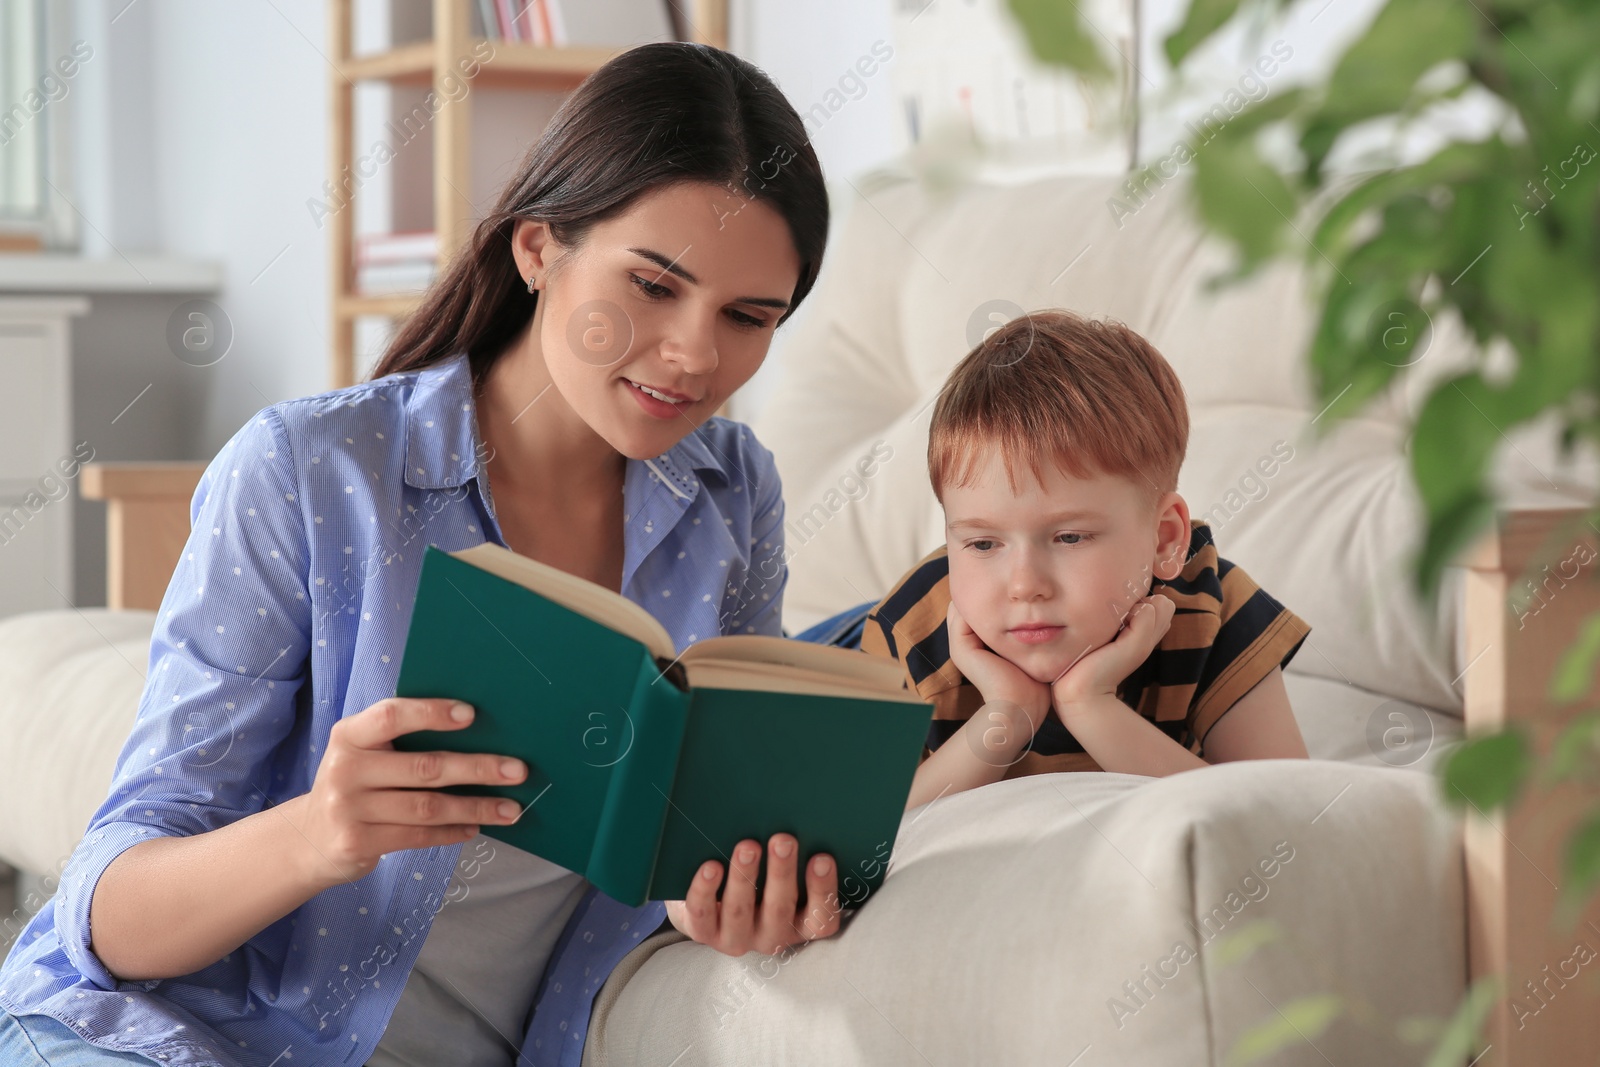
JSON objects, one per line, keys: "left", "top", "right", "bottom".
{"left": 789, "top": 600, "right": 874, "bottom": 649}
{"left": 0, "top": 1010, "right": 161, "bottom": 1065}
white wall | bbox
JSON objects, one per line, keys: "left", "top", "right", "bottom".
{"left": 67, "top": 0, "right": 334, "bottom": 456}
{"left": 725, "top": 0, "right": 902, "bottom": 423}
{"left": 738, "top": 0, "right": 900, "bottom": 187}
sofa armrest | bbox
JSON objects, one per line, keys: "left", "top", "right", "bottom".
{"left": 1463, "top": 505, "right": 1600, "bottom": 1064}
{"left": 79, "top": 463, "right": 204, "bottom": 611}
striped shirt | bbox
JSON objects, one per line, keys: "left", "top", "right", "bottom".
{"left": 859, "top": 520, "right": 1311, "bottom": 774}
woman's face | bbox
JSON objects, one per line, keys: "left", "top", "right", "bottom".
{"left": 513, "top": 180, "right": 802, "bottom": 459}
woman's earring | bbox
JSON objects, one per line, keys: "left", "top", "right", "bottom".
{"left": 526, "top": 272, "right": 537, "bottom": 293}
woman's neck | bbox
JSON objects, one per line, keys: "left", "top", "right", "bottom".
{"left": 474, "top": 326, "right": 626, "bottom": 503}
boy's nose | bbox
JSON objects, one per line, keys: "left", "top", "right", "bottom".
{"left": 1007, "top": 562, "right": 1053, "bottom": 600}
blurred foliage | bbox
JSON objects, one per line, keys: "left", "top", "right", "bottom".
{"left": 1005, "top": 0, "right": 1600, "bottom": 1059}
{"left": 1226, "top": 994, "right": 1342, "bottom": 1066}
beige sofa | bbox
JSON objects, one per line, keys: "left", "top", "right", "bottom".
{"left": 3, "top": 170, "right": 1599, "bottom": 1065}
{"left": 579, "top": 169, "right": 1600, "bottom": 1065}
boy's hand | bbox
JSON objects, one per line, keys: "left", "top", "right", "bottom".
{"left": 1051, "top": 593, "right": 1174, "bottom": 714}
{"left": 947, "top": 601, "right": 1051, "bottom": 734}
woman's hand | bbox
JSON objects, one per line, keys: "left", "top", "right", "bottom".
{"left": 291, "top": 697, "right": 529, "bottom": 889}
{"left": 946, "top": 601, "right": 1051, "bottom": 734}
{"left": 665, "top": 833, "right": 842, "bottom": 956}
{"left": 1051, "top": 594, "right": 1174, "bottom": 714}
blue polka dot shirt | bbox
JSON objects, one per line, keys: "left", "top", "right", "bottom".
{"left": 0, "top": 351, "right": 788, "bottom": 1066}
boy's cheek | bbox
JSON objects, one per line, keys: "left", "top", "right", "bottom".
{"left": 947, "top": 576, "right": 999, "bottom": 643}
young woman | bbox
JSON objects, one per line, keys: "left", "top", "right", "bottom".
{"left": 0, "top": 42, "right": 840, "bottom": 1067}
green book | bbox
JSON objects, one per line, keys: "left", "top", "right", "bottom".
{"left": 392, "top": 543, "right": 933, "bottom": 908}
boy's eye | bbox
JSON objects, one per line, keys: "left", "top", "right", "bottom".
{"left": 1057, "top": 533, "right": 1086, "bottom": 546}
{"left": 966, "top": 539, "right": 996, "bottom": 552}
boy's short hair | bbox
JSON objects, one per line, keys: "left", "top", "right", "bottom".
{"left": 927, "top": 309, "right": 1189, "bottom": 514}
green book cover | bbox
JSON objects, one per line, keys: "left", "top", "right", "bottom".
{"left": 392, "top": 543, "right": 933, "bottom": 907}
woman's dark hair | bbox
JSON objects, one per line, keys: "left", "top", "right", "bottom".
{"left": 367, "top": 42, "right": 828, "bottom": 388}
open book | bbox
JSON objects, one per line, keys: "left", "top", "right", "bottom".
{"left": 393, "top": 543, "right": 933, "bottom": 907}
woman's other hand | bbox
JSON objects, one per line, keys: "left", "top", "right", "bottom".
{"left": 665, "top": 833, "right": 841, "bottom": 956}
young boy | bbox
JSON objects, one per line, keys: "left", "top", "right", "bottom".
{"left": 860, "top": 310, "right": 1312, "bottom": 811}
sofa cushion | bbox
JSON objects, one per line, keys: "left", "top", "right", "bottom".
{"left": 581, "top": 760, "right": 1464, "bottom": 1067}
{"left": 0, "top": 609, "right": 152, "bottom": 877}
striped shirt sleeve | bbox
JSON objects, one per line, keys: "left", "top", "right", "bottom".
{"left": 1186, "top": 555, "right": 1311, "bottom": 747}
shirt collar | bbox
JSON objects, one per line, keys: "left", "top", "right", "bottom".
{"left": 404, "top": 352, "right": 484, "bottom": 490}
{"left": 403, "top": 351, "right": 730, "bottom": 491}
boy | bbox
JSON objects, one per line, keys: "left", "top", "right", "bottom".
{"left": 860, "top": 310, "right": 1312, "bottom": 811}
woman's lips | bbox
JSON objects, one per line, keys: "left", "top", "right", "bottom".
{"left": 623, "top": 378, "right": 689, "bottom": 420}
{"left": 1008, "top": 625, "right": 1064, "bottom": 645}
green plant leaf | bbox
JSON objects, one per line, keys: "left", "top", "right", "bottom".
{"left": 1420, "top": 975, "right": 1501, "bottom": 1067}
{"left": 1004, "top": 0, "right": 1113, "bottom": 81}
{"left": 1412, "top": 487, "right": 1496, "bottom": 603}
{"left": 1410, "top": 374, "right": 1501, "bottom": 518}
{"left": 1561, "top": 810, "right": 1600, "bottom": 910}
{"left": 1305, "top": 279, "right": 1407, "bottom": 426}
{"left": 1163, "top": 0, "right": 1242, "bottom": 69}
{"left": 1441, "top": 728, "right": 1531, "bottom": 813}
{"left": 1191, "top": 136, "right": 1296, "bottom": 269}
{"left": 1552, "top": 615, "right": 1600, "bottom": 703}
{"left": 1408, "top": 376, "right": 1500, "bottom": 599}
{"left": 1226, "top": 995, "right": 1343, "bottom": 1067}
{"left": 1541, "top": 709, "right": 1600, "bottom": 783}
{"left": 1300, "top": 0, "right": 1480, "bottom": 176}
{"left": 1312, "top": 139, "right": 1510, "bottom": 260}
{"left": 1211, "top": 918, "right": 1283, "bottom": 966}
{"left": 1323, "top": 0, "right": 1478, "bottom": 122}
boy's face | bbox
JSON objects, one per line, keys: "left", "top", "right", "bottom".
{"left": 943, "top": 449, "right": 1190, "bottom": 685}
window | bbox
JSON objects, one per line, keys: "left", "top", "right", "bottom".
{"left": 1, "top": 0, "right": 48, "bottom": 229}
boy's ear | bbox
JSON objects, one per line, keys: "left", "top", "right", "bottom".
{"left": 1152, "top": 492, "right": 1191, "bottom": 580}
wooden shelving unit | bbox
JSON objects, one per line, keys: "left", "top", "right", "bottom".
{"left": 326, "top": 0, "right": 730, "bottom": 389}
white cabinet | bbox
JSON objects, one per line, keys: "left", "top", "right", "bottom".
{"left": 0, "top": 297, "right": 88, "bottom": 618}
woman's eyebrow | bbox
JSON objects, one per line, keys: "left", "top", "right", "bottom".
{"left": 627, "top": 246, "right": 791, "bottom": 310}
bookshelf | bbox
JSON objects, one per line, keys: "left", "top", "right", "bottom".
{"left": 326, "top": 0, "right": 731, "bottom": 389}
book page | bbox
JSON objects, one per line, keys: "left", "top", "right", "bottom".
{"left": 682, "top": 659, "right": 926, "bottom": 702}
{"left": 451, "top": 543, "right": 675, "bottom": 659}
{"left": 680, "top": 635, "right": 916, "bottom": 700}
{"left": 680, "top": 635, "right": 906, "bottom": 686}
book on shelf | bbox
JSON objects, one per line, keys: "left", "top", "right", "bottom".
{"left": 491, "top": 0, "right": 515, "bottom": 41}
{"left": 355, "top": 230, "right": 438, "bottom": 266}
{"left": 356, "top": 259, "right": 437, "bottom": 295}
{"left": 513, "top": 0, "right": 554, "bottom": 44}
{"left": 474, "top": 0, "right": 501, "bottom": 40}
{"left": 392, "top": 541, "right": 933, "bottom": 908}
{"left": 467, "top": 0, "right": 683, "bottom": 45}
{"left": 545, "top": 0, "right": 673, "bottom": 46}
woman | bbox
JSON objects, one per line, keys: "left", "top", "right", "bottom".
{"left": 0, "top": 42, "right": 840, "bottom": 1066}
